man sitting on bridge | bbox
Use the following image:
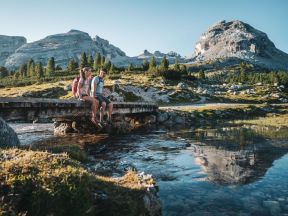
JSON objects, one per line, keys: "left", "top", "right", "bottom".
{"left": 90, "top": 68, "right": 113, "bottom": 127}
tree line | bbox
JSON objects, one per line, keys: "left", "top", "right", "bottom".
{"left": 225, "top": 62, "right": 288, "bottom": 85}
{"left": 126, "top": 55, "right": 188, "bottom": 80}
{"left": 0, "top": 52, "right": 117, "bottom": 79}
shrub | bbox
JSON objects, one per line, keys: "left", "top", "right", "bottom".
{"left": 158, "top": 69, "right": 182, "bottom": 80}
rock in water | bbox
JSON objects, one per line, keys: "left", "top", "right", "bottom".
{"left": 191, "top": 20, "right": 288, "bottom": 70}
{"left": 0, "top": 117, "right": 20, "bottom": 148}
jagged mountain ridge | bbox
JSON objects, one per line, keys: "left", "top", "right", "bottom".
{"left": 1, "top": 30, "right": 183, "bottom": 69}
{"left": 1, "top": 20, "right": 288, "bottom": 71}
{"left": 3, "top": 30, "right": 129, "bottom": 69}
{"left": 137, "top": 49, "right": 182, "bottom": 59}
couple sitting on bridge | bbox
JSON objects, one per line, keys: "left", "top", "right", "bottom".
{"left": 76, "top": 67, "right": 113, "bottom": 128}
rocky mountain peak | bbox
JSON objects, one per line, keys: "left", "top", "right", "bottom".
{"left": 3, "top": 30, "right": 128, "bottom": 69}
{"left": 154, "top": 51, "right": 165, "bottom": 57}
{"left": 192, "top": 20, "right": 288, "bottom": 70}
{"left": 93, "top": 35, "right": 109, "bottom": 46}
{"left": 68, "top": 29, "right": 87, "bottom": 34}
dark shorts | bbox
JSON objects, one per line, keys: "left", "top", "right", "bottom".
{"left": 96, "top": 94, "right": 111, "bottom": 105}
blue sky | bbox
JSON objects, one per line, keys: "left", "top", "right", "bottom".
{"left": 0, "top": 0, "right": 287, "bottom": 57}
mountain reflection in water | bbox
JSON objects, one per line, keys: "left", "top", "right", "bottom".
{"left": 10, "top": 123, "right": 288, "bottom": 215}
{"left": 187, "top": 127, "right": 288, "bottom": 184}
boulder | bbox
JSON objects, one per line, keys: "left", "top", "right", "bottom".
{"left": 144, "top": 115, "right": 157, "bottom": 124}
{"left": 174, "top": 116, "right": 185, "bottom": 124}
{"left": 64, "top": 84, "right": 72, "bottom": 91}
{"left": 109, "top": 92, "right": 124, "bottom": 102}
{"left": 157, "top": 112, "right": 170, "bottom": 123}
{"left": 0, "top": 117, "right": 20, "bottom": 148}
{"left": 176, "top": 82, "right": 188, "bottom": 90}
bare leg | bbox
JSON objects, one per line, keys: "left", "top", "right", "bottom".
{"left": 94, "top": 99, "right": 99, "bottom": 120}
{"left": 99, "top": 102, "right": 106, "bottom": 122}
{"left": 83, "top": 96, "right": 98, "bottom": 124}
{"left": 108, "top": 103, "right": 113, "bottom": 121}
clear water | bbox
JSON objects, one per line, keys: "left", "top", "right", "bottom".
{"left": 11, "top": 124, "right": 288, "bottom": 216}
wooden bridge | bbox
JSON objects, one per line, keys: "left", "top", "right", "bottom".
{"left": 0, "top": 97, "right": 158, "bottom": 122}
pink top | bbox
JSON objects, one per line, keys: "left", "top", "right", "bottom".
{"left": 78, "top": 77, "right": 90, "bottom": 95}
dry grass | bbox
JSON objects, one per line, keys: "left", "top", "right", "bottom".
{"left": 0, "top": 73, "right": 163, "bottom": 98}
{"left": 160, "top": 104, "right": 259, "bottom": 112}
{"left": 0, "top": 80, "right": 71, "bottom": 97}
{"left": 232, "top": 114, "right": 288, "bottom": 127}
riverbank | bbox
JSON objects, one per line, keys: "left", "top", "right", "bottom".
{"left": 157, "top": 103, "right": 288, "bottom": 128}
{"left": 1, "top": 102, "right": 288, "bottom": 215}
{"left": 232, "top": 113, "right": 288, "bottom": 128}
{"left": 0, "top": 148, "right": 161, "bottom": 216}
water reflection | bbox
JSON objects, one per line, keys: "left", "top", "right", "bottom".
{"left": 10, "top": 123, "right": 288, "bottom": 215}
{"left": 173, "top": 127, "right": 288, "bottom": 184}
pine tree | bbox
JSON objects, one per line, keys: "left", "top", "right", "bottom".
{"left": 74, "top": 61, "right": 79, "bottom": 69}
{"left": 88, "top": 55, "right": 94, "bottom": 67}
{"left": 80, "top": 52, "right": 88, "bottom": 69}
{"left": 199, "top": 70, "right": 205, "bottom": 80}
{"left": 27, "top": 59, "right": 34, "bottom": 77}
{"left": 39, "top": 62, "right": 44, "bottom": 78}
{"left": 160, "top": 56, "right": 169, "bottom": 71}
{"left": 14, "top": 71, "right": 20, "bottom": 79}
{"left": 240, "top": 65, "right": 247, "bottom": 83}
{"left": 101, "top": 56, "right": 106, "bottom": 66}
{"left": 128, "top": 63, "right": 133, "bottom": 71}
{"left": 55, "top": 65, "right": 62, "bottom": 71}
{"left": 273, "top": 72, "right": 280, "bottom": 84}
{"left": 173, "top": 58, "right": 180, "bottom": 71}
{"left": 142, "top": 59, "right": 149, "bottom": 71}
{"left": 104, "top": 60, "right": 112, "bottom": 71}
{"left": 0, "top": 66, "right": 9, "bottom": 78}
{"left": 46, "top": 57, "right": 55, "bottom": 76}
{"left": 180, "top": 64, "right": 187, "bottom": 75}
{"left": 109, "top": 64, "right": 114, "bottom": 74}
{"left": 35, "top": 62, "right": 44, "bottom": 78}
{"left": 149, "top": 56, "right": 157, "bottom": 71}
{"left": 93, "top": 53, "right": 101, "bottom": 70}
{"left": 67, "top": 59, "right": 77, "bottom": 71}
{"left": 19, "top": 64, "right": 28, "bottom": 77}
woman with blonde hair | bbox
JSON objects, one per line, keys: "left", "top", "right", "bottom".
{"left": 77, "top": 67, "right": 99, "bottom": 125}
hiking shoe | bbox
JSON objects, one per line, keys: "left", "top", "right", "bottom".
{"left": 98, "top": 122, "right": 104, "bottom": 129}
{"left": 91, "top": 118, "right": 98, "bottom": 125}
